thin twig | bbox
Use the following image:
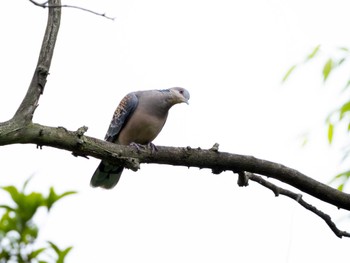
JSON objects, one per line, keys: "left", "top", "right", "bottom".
{"left": 243, "top": 172, "right": 350, "bottom": 238}
{"left": 29, "top": 0, "right": 115, "bottom": 20}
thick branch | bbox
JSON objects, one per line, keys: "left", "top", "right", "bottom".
{"left": 1, "top": 123, "right": 350, "bottom": 212}
{"left": 14, "top": 0, "right": 61, "bottom": 123}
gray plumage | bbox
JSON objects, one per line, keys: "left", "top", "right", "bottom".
{"left": 90, "top": 87, "right": 190, "bottom": 189}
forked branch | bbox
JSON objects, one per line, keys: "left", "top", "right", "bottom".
{"left": 240, "top": 172, "right": 350, "bottom": 238}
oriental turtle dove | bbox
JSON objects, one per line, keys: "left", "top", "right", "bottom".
{"left": 90, "top": 87, "right": 190, "bottom": 189}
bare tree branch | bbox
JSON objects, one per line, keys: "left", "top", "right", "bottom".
{"left": 240, "top": 172, "right": 350, "bottom": 238}
{"left": 1, "top": 122, "right": 350, "bottom": 213}
{"left": 29, "top": 0, "right": 115, "bottom": 20}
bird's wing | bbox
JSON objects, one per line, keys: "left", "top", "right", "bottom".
{"left": 104, "top": 92, "right": 139, "bottom": 142}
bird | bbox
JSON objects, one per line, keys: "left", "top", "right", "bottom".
{"left": 90, "top": 87, "right": 190, "bottom": 189}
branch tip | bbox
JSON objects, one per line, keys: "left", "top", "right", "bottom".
{"left": 212, "top": 168, "right": 224, "bottom": 174}
{"left": 75, "top": 126, "right": 88, "bottom": 137}
{"left": 72, "top": 152, "right": 89, "bottom": 159}
{"left": 124, "top": 157, "right": 140, "bottom": 172}
{"left": 247, "top": 172, "right": 350, "bottom": 238}
{"left": 29, "top": 0, "right": 115, "bottom": 20}
{"left": 237, "top": 171, "right": 249, "bottom": 187}
{"left": 210, "top": 143, "right": 220, "bottom": 152}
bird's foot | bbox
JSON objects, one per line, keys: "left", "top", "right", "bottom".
{"left": 130, "top": 142, "right": 146, "bottom": 153}
{"left": 129, "top": 142, "right": 158, "bottom": 153}
{"left": 147, "top": 142, "right": 158, "bottom": 153}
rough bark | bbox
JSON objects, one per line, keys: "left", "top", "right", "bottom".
{"left": 14, "top": 0, "right": 61, "bottom": 124}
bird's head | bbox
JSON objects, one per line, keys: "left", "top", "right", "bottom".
{"left": 169, "top": 87, "right": 190, "bottom": 105}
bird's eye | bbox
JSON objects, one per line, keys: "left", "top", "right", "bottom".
{"left": 179, "top": 90, "right": 184, "bottom": 94}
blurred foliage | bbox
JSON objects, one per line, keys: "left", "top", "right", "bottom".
{"left": 0, "top": 177, "right": 76, "bottom": 263}
{"left": 283, "top": 45, "right": 350, "bottom": 191}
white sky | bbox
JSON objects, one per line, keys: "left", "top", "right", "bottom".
{"left": 1, "top": 0, "right": 350, "bottom": 262}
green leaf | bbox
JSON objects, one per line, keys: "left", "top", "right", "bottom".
{"left": 46, "top": 187, "right": 57, "bottom": 210}
{"left": 282, "top": 65, "right": 297, "bottom": 83}
{"left": 57, "top": 247, "right": 73, "bottom": 263}
{"left": 337, "top": 184, "right": 344, "bottom": 191}
{"left": 1, "top": 186, "right": 20, "bottom": 205}
{"left": 28, "top": 247, "right": 47, "bottom": 260}
{"left": 330, "top": 170, "right": 350, "bottom": 191}
{"left": 18, "top": 192, "right": 45, "bottom": 223}
{"left": 306, "top": 44, "right": 321, "bottom": 61}
{"left": 47, "top": 241, "right": 73, "bottom": 263}
{"left": 46, "top": 187, "right": 77, "bottom": 211}
{"left": 58, "top": 191, "right": 77, "bottom": 199}
{"left": 333, "top": 170, "right": 350, "bottom": 180}
{"left": 335, "top": 171, "right": 347, "bottom": 179}
{"left": 322, "top": 58, "right": 333, "bottom": 81}
{"left": 22, "top": 175, "right": 34, "bottom": 192}
{"left": 0, "top": 210, "right": 17, "bottom": 233}
{"left": 339, "top": 46, "right": 349, "bottom": 52}
{"left": 340, "top": 101, "right": 350, "bottom": 120}
{"left": 0, "top": 205, "right": 16, "bottom": 211}
{"left": 48, "top": 241, "right": 60, "bottom": 254}
{"left": 327, "top": 122, "right": 334, "bottom": 144}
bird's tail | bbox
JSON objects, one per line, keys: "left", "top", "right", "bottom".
{"left": 90, "top": 160, "right": 124, "bottom": 189}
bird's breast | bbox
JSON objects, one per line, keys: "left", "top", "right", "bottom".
{"left": 117, "top": 110, "right": 167, "bottom": 145}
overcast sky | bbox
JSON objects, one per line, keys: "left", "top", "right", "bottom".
{"left": 1, "top": 0, "right": 350, "bottom": 262}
